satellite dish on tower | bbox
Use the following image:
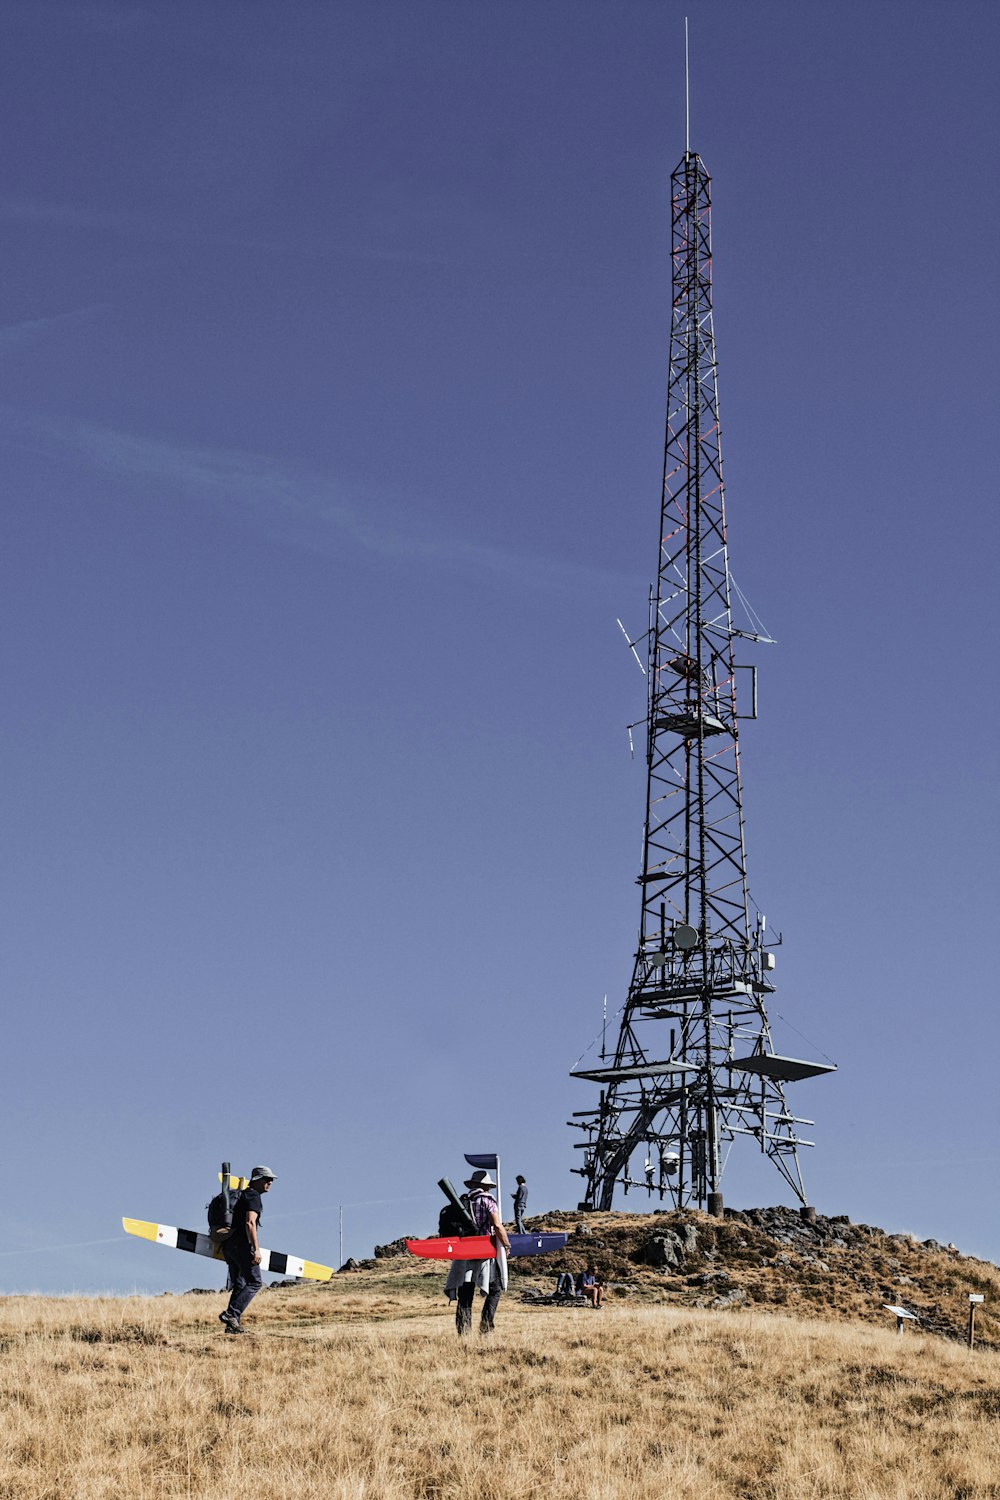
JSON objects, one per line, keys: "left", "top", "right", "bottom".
{"left": 673, "top": 923, "right": 699, "bottom": 951}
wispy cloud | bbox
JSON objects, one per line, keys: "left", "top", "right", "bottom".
{"left": 0, "top": 304, "right": 108, "bottom": 351}
{"left": 7, "top": 1, "right": 152, "bottom": 38}
{"left": 1, "top": 408, "right": 634, "bottom": 598}
{"left": 0, "top": 193, "right": 279, "bottom": 252}
{"left": 0, "top": 196, "right": 97, "bottom": 228}
{"left": 0, "top": 186, "right": 545, "bottom": 272}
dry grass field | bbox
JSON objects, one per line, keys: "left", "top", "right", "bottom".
{"left": 3, "top": 1267, "right": 1000, "bottom": 1500}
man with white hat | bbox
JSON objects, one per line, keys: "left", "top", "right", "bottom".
{"left": 445, "top": 1168, "right": 511, "bottom": 1336}
{"left": 219, "top": 1166, "right": 275, "bottom": 1336}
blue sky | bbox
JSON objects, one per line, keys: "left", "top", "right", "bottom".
{"left": 1, "top": 0, "right": 997, "bottom": 1293}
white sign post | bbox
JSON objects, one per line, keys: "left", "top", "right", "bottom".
{"left": 968, "top": 1293, "right": 985, "bottom": 1349}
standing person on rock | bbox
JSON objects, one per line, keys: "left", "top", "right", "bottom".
{"left": 445, "top": 1169, "right": 511, "bottom": 1337}
{"left": 512, "top": 1175, "right": 528, "bottom": 1234}
{"left": 219, "top": 1166, "right": 275, "bottom": 1336}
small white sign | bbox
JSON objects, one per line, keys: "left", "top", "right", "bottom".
{"left": 969, "top": 1294, "right": 985, "bottom": 1304}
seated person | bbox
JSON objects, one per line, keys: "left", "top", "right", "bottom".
{"left": 576, "top": 1264, "right": 604, "bottom": 1307}
{"left": 554, "top": 1271, "right": 575, "bottom": 1298}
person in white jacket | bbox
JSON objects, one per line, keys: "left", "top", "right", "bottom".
{"left": 444, "top": 1169, "right": 511, "bottom": 1336}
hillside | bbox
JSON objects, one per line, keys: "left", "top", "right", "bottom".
{"left": 4, "top": 1280, "right": 1000, "bottom": 1498}
{"left": 367, "top": 1205, "right": 1000, "bottom": 1349}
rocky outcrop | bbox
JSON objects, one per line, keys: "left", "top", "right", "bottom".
{"left": 506, "top": 1205, "right": 999, "bottom": 1348}
{"left": 642, "top": 1222, "right": 699, "bottom": 1269}
{"left": 373, "top": 1237, "right": 410, "bottom": 1259}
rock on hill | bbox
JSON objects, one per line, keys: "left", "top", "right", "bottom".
{"left": 500, "top": 1206, "right": 1000, "bottom": 1348}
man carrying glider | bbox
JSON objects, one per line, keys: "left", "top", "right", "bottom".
{"left": 219, "top": 1165, "right": 275, "bottom": 1336}
{"left": 445, "top": 1168, "right": 511, "bottom": 1337}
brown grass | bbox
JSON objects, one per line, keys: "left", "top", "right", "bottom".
{"left": 3, "top": 1271, "right": 1000, "bottom": 1499}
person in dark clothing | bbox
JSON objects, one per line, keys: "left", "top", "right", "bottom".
{"left": 512, "top": 1175, "right": 528, "bottom": 1234}
{"left": 219, "top": 1165, "right": 275, "bottom": 1335}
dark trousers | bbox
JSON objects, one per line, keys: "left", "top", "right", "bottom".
{"left": 456, "top": 1269, "right": 502, "bottom": 1336}
{"left": 224, "top": 1251, "right": 263, "bottom": 1321}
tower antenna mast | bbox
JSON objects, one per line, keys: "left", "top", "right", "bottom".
{"left": 685, "top": 16, "right": 690, "bottom": 157}
{"left": 569, "top": 102, "right": 834, "bottom": 1217}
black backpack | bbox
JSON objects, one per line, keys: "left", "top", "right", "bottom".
{"left": 438, "top": 1194, "right": 474, "bottom": 1238}
{"left": 208, "top": 1189, "right": 239, "bottom": 1234}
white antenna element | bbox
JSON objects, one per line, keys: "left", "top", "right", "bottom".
{"left": 616, "top": 618, "right": 647, "bottom": 675}
{"left": 685, "top": 17, "right": 690, "bottom": 156}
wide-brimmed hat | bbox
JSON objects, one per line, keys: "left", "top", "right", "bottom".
{"left": 464, "top": 1169, "right": 496, "bottom": 1190}
{"left": 250, "top": 1165, "right": 276, "bottom": 1182}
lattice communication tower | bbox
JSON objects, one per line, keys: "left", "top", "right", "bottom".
{"left": 570, "top": 149, "right": 834, "bottom": 1214}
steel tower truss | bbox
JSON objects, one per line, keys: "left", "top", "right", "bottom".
{"left": 570, "top": 152, "right": 833, "bottom": 1213}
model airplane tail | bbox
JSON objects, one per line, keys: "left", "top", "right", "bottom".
{"left": 218, "top": 1171, "right": 252, "bottom": 1192}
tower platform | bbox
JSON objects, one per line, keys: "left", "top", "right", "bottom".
{"left": 729, "top": 1054, "right": 837, "bottom": 1083}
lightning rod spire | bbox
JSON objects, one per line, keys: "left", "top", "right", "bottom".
{"left": 685, "top": 17, "right": 690, "bottom": 157}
